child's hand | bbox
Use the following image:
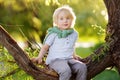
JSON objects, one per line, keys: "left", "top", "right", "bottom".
{"left": 31, "top": 57, "right": 42, "bottom": 64}
{"left": 73, "top": 55, "right": 82, "bottom": 61}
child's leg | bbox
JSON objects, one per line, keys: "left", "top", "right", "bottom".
{"left": 49, "top": 59, "right": 72, "bottom": 80}
{"left": 68, "top": 59, "right": 87, "bottom": 80}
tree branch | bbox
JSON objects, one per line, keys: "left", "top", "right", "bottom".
{"left": 0, "top": 25, "right": 58, "bottom": 80}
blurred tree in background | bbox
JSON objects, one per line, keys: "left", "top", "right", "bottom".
{"left": 1, "top": 0, "right": 120, "bottom": 80}
{"left": 0, "top": 0, "right": 107, "bottom": 45}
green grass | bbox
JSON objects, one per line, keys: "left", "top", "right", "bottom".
{"left": 76, "top": 47, "right": 93, "bottom": 58}
{"left": 93, "top": 69, "right": 120, "bottom": 80}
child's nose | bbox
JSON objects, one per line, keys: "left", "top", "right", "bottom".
{"left": 64, "top": 19, "right": 68, "bottom": 22}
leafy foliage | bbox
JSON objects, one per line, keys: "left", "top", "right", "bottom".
{"left": 0, "top": 46, "right": 33, "bottom": 80}
{"left": 1, "top": 0, "right": 117, "bottom": 80}
{"left": 0, "top": 0, "right": 107, "bottom": 43}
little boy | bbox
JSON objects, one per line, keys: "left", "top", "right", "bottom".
{"left": 32, "top": 5, "right": 87, "bottom": 80}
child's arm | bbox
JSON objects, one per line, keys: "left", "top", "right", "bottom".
{"left": 31, "top": 44, "right": 49, "bottom": 64}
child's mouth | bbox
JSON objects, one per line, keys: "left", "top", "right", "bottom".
{"left": 64, "top": 24, "right": 68, "bottom": 26}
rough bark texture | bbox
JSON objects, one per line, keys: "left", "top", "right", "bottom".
{"left": 0, "top": 0, "right": 120, "bottom": 80}
{"left": 104, "top": 0, "right": 120, "bottom": 72}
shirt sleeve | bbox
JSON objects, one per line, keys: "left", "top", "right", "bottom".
{"left": 73, "top": 31, "right": 79, "bottom": 48}
{"left": 44, "top": 33, "right": 56, "bottom": 46}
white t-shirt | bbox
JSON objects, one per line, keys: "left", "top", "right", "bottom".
{"left": 44, "top": 30, "right": 78, "bottom": 64}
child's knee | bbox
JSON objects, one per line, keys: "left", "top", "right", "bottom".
{"left": 80, "top": 63, "right": 87, "bottom": 74}
{"left": 77, "top": 63, "right": 87, "bottom": 72}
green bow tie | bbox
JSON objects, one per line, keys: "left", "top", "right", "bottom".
{"left": 48, "top": 27, "right": 74, "bottom": 38}
{"left": 43, "top": 26, "right": 74, "bottom": 44}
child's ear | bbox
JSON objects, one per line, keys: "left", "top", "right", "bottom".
{"left": 54, "top": 21, "right": 57, "bottom": 26}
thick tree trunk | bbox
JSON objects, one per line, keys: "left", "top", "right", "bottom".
{"left": 0, "top": 0, "right": 120, "bottom": 80}
{"left": 103, "top": 0, "right": 120, "bottom": 74}
{"left": 86, "top": 0, "right": 120, "bottom": 79}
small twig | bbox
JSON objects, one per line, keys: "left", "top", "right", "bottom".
{"left": 0, "top": 68, "right": 21, "bottom": 79}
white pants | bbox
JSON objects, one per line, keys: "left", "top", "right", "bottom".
{"left": 49, "top": 59, "right": 87, "bottom": 80}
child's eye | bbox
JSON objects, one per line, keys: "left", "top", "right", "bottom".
{"left": 66, "top": 17, "right": 70, "bottom": 20}
{"left": 67, "top": 17, "right": 70, "bottom": 19}
{"left": 60, "top": 18, "right": 63, "bottom": 20}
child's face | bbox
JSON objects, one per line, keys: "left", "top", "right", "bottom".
{"left": 56, "top": 11, "right": 73, "bottom": 30}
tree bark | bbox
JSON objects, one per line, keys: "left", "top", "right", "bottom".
{"left": 0, "top": 0, "right": 120, "bottom": 80}
{"left": 103, "top": 0, "right": 120, "bottom": 74}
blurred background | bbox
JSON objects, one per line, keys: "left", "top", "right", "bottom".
{"left": 0, "top": 0, "right": 120, "bottom": 80}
